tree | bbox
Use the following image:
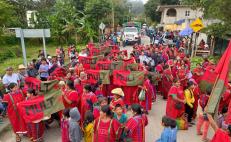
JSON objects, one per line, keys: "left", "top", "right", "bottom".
{"left": 48, "top": 0, "right": 85, "bottom": 45}
{"left": 182, "top": 0, "right": 231, "bottom": 38}
{"left": 85, "top": 0, "right": 112, "bottom": 31}
{"left": 0, "top": 0, "right": 15, "bottom": 29}
{"left": 144, "top": 0, "right": 179, "bottom": 23}
{"left": 144, "top": 0, "right": 161, "bottom": 23}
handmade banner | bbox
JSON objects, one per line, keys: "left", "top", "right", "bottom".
{"left": 125, "top": 63, "right": 139, "bottom": 71}
{"left": 88, "top": 45, "right": 113, "bottom": 56}
{"left": 85, "top": 70, "right": 110, "bottom": 84}
{"left": 199, "top": 70, "right": 217, "bottom": 93}
{"left": 206, "top": 41, "right": 231, "bottom": 114}
{"left": 95, "top": 61, "right": 124, "bottom": 70}
{"left": 24, "top": 77, "right": 41, "bottom": 91}
{"left": 78, "top": 55, "right": 103, "bottom": 69}
{"left": 113, "top": 70, "right": 145, "bottom": 86}
{"left": 18, "top": 88, "right": 64, "bottom": 123}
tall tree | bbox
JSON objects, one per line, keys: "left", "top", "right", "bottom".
{"left": 182, "top": 0, "right": 231, "bottom": 38}
{"left": 85, "top": 0, "right": 112, "bottom": 30}
{"left": 144, "top": 0, "right": 179, "bottom": 23}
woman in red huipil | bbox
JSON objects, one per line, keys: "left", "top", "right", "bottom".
{"left": 93, "top": 105, "right": 121, "bottom": 142}
{"left": 155, "top": 62, "right": 164, "bottom": 94}
{"left": 2, "top": 83, "right": 27, "bottom": 142}
{"left": 166, "top": 79, "right": 185, "bottom": 119}
{"left": 139, "top": 75, "right": 153, "bottom": 113}
{"left": 193, "top": 63, "right": 204, "bottom": 84}
{"left": 125, "top": 104, "right": 148, "bottom": 142}
{"left": 25, "top": 88, "right": 45, "bottom": 142}
{"left": 177, "top": 64, "right": 188, "bottom": 89}
{"left": 80, "top": 84, "right": 97, "bottom": 121}
{"left": 162, "top": 65, "right": 173, "bottom": 99}
{"left": 62, "top": 80, "right": 79, "bottom": 109}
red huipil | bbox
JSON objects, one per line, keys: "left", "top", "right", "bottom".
{"left": 177, "top": 69, "right": 187, "bottom": 88}
{"left": 140, "top": 79, "right": 153, "bottom": 111}
{"left": 80, "top": 92, "right": 97, "bottom": 120}
{"left": 110, "top": 98, "right": 125, "bottom": 109}
{"left": 26, "top": 96, "right": 45, "bottom": 142}
{"left": 3, "top": 91, "right": 27, "bottom": 134}
{"left": 210, "top": 129, "right": 230, "bottom": 142}
{"left": 62, "top": 90, "right": 79, "bottom": 109}
{"left": 166, "top": 86, "right": 185, "bottom": 119}
{"left": 122, "top": 86, "right": 139, "bottom": 105}
{"left": 219, "top": 88, "right": 231, "bottom": 113}
{"left": 155, "top": 64, "right": 164, "bottom": 93}
{"left": 193, "top": 67, "right": 204, "bottom": 84}
{"left": 193, "top": 85, "right": 200, "bottom": 118}
{"left": 125, "top": 115, "right": 148, "bottom": 142}
{"left": 61, "top": 118, "right": 70, "bottom": 142}
{"left": 93, "top": 118, "right": 121, "bottom": 142}
{"left": 162, "top": 69, "right": 173, "bottom": 99}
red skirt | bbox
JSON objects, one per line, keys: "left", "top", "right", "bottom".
{"left": 27, "top": 122, "right": 45, "bottom": 141}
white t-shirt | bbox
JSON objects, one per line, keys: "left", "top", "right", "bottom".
{"left": 2, "top": 73, "right": 19, "bottom": 86}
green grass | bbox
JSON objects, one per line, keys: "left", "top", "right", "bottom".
{"left": 0, "top": 44, "right": 57, "bottom": 75}
{"left": 0, "top": 43, "right": 86, "bottom": 75}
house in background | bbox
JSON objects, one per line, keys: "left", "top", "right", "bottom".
{"left": 156, "top": 5, "right": 223, "bottom": 55}
{"left": 156, "top": 5, "right": 203, "bottom": 31}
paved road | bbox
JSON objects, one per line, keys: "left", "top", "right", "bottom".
{"left": 0, "top": 36, "right": 215, "bottom": 142}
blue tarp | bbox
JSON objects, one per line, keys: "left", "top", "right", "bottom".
{"left": 179, "top": 27, "right": 193, "bottom": 36}
{"left": 174, "top": 19, "right": 185, "bottom": 25}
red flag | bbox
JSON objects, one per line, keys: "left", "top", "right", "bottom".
{"left": 206, "top": 41, "right": 231, "bottom": 113}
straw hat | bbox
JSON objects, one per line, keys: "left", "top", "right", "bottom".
{"left": 18, "top": 64, "right": 26, "bottom": 70}
{"left": 111, "top": 88, "right": 124, "bottom": 97}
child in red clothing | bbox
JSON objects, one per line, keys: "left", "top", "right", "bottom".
{"left": 61, "top": 108, "right": 71, "bottom": 142}
{"left": 197, "top": 89, "right": 210, "bottom": 141}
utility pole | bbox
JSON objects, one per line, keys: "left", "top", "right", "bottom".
{"left": 112, "top": 0, "right": 115, "bottom": 32}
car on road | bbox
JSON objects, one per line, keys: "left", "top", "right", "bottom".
{"left": 123, "top": 26, "right": 141, "bottom": 45}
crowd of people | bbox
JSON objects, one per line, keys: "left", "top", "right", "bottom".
{"left": 0, "top": 35, "right": 230, "bottom": 142}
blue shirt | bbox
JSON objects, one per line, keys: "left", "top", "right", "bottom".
{"left": 156, "top": 127, "right": 177, "bottom": 142}
{"left": 114, "top": 113, "right": 127, "bottom": 124}
{"left": 39, "top": 64, "right": 49, "bottom": 78}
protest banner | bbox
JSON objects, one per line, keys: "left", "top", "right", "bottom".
{"left": 24, "top": 77, "right": 41, "bottom": 91}
{"left": 95, "top": 61, "right": 124, "bottom": 70}
{"left": 78, "top": 55, "right": 103, "bottom": 69}
{"left": 18, "top": 81, "right": 64, "bottom": 123}
{"left": 85, "top": 70, "right": 111, "bottom": 84}
{"left": 113, "top": 70, "right": 145, "bottom": 86}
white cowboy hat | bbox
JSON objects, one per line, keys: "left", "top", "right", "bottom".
{"left": 111, "top": 88, "right": 124, "bottom": 97}
{"left": 18, "top": 64, "right": 26, "bottom": 69}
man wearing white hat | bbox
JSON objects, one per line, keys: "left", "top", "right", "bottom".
{"left": 110, "top": 88, "right": 125, "bottom": 110}
{"left": 17, "top": 64, "right": 28, "bottom": 87}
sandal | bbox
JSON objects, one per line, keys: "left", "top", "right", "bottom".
{"left": 16, "top": 135, "right": 21, "bottom": 142}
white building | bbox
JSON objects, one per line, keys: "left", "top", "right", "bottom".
{"left": 26, "top": 10, "right": 37, "bottom": 28}
{"left": 156, "top": 5, "right": 203, "bottom": 31}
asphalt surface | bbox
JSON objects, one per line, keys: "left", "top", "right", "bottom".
{"left": 0, "top": 36, "right": 215, "bottom": 142}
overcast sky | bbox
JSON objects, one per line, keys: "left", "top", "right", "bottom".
{"left": 130, "top": 0, "right": 149, "bottom": 4}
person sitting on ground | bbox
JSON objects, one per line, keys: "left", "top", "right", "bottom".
{"left": 17, "top": 64, "right": 28, "bottom": 87}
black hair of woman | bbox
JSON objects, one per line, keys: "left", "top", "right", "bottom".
{"left": 101, "top": 105, "right": 113, "bottom": 118}
{"left": 27, "top": 88, "right": 37, "bottom": 96}
{"left": 7, "top": 83, "right": 17, "bottom": 91}
{"left": 84, "top": 110, "right": 94, "bottom": 127}
{"left": 84, "top": 84, "right": 92, "bottom": 92}
{"left": 66, "top": 80, "right": 75, "bottom": 90}
{"left": 161, "top": 116, "right": 170, "bottom": 127}
{"left": 63, "top": 108, "right": 70, "bottom": 118}
{"left": 187, "top": 81, "right": 194, "bottom": 89}
{"left": 131, "top": 103, "right": 143, "bottom": 115}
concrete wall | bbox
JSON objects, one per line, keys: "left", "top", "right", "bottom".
{"left": 161, "top": 7, "right": 203, "bottom": 24}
